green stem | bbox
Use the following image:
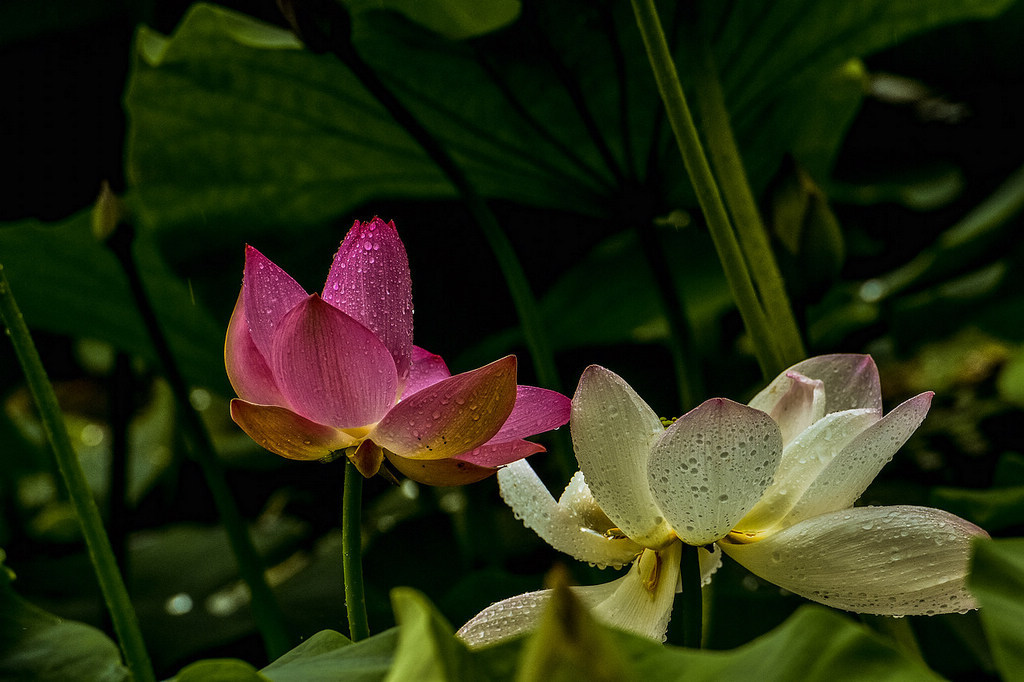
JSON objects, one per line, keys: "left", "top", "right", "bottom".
{"left": 861, "top": 614, "right": 925, "bottom": 664}
{"left": 105, "top": 226, "right": 292, "bottom": 659}
{"left": 0, "top": 265, "right": 156, "bottom": 682}
{"left": 286, "top": 2, "right": 574, "bottom": 480}
{"left": 343, "top": 462, "right": 370, "bottom": 641}
{"left": 631, "top": 0, "right": 783, "bottom": 379}
{"left": 681, "top": 15, "right": 806, "bottom": 367}
{"left": 680, "top": 544, "right": 703, "bottom": 648}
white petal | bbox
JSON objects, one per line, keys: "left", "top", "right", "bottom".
{"left": 749, "top": 371, "right": 826, "bottom": 446}
{"left": 721, "top": 505, "right": 987, "bottom": 615}
{"left": 458, "top": 542, "right": 684, "bottom": 648}
{"left": 735, "top": 409, "right": 879, "bottom": 534}
{"left": 457, "top": 588, "right": 553, "bottom": 648}
{"left": 571, "top": 366, "right": 675, "bottom": 547}
{"left": 782, "top": 393, "right": 933, "bottom": 526}
{"left": 557, "top": 471, "right": 618, "bottom": 533}
{"left": 497, "top": 460, "right": 642, "bottom": 569}
{"left": 752, "top": 354, "right": 881, "bottom": 417}
{"left": 648, "top": 398, "right": 782, "bottom": 545}
{"left": 591, "top": 543, "right": 683, "bottom": 642}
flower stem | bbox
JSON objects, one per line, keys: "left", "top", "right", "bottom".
{"left": 104, "top": 224, "right": 292, "bottom": 659}
{"left": 631, "top": 0, "right": 784, "bottom": 379}
{"left": 0, "top": 265, "right": 156, "bottom": 682}
{"left": 680, "top": 543, "right": 703, "bottom": 648}
{"left": 680, "top": 13, "right": 806, "bottom": 367}
{"left": 861, "top": 614, "right": 925, "bottom": 664}
{"left": 343, "top": 461, "right": 370, "bottom": 641}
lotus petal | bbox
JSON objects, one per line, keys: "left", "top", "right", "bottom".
{"left": 225, "top": 292, "right": 287, "bottom": 406}
{"left": 271, "top": 294, "right": 398, "bottom": 428}
{"left": 648, "top": 398, "right": 782, "bottom": 545}
{"left": 323, "top": 218, "right": 413, "bottom": 386}
{"left": 571, "top": 366, "right": 675, "bottom": 548}
{"left": 782, "top": 393, "right": 933, "bottom": 527}
{"left": 242, "top": 245, "right": 308, "bottom": 361}
{"left": 230, "top": 399, "right": 358, "bottom": 460}
{"left": 721, "top": 505, "right": 987, "bottom": 615}
{"left": 496, "top": 460, "right": 643, "bottom": 568}
{"left": 374, "top": 356, "right": 517, "bottom": 460}
{"left": 402, "top": 346, "right": 450, "bottom": 399}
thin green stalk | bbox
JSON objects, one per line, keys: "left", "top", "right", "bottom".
{"left": 681, "top": 16, "right": 806, "bottom": 367}
{"left": 105, "top": 225, "right": 292, "bottom": 659}
{"left": 680, "top": 544, "right": 703, "bottom": 648}
{"left": 0, "top": 265, "right": 156, "bottom": 682}
{"left": 631, "top": 0, "right": 784, "bottom": 379}
{"left": 343, "top": 462, "right": 370, "bottom": 641}
{"left": 284, "top": 2, "right": 574, "bottom": 480}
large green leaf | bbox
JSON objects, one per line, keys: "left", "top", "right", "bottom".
{"left": 0, "top": 550, "right": 129, "bottom": 682}
{"left": 970, "top": 537, "right": 1024, "bottom": 682}
{"left": 261, "top": 629, "right": 396, "bottom": 681}
{"left": 385, "top": 588, "right": 476, "bottom": 681}
{"left": 342, "top": 0, "right": 521, "bottom": 39}
{"left": 0, "top": 212, "right": 227, "bottom": 391}
{"left": 126, "top": 1, "right": 1011, "bottom": 244}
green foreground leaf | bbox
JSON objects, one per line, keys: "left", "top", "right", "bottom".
{"left": 970, "top": 537, "right": 1024, "bottom": 682}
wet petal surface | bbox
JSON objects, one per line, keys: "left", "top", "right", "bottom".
{"left": 648, "top": 398, "right": 783, "bottom": 545}
{"left": 271, "top": 294, "right": 398, "bottom": 428}
{"left": 374, "top": 356, "right": 517, "bottom": 460}
{"left": 225, "top": 292, "right": 287, "bottom": 406}
{"left": 571, "top": 366, "right": 675, "bottom": 548}
{"left": 722, "top": 505, "right": 987, "bottom": 615}
{"left": 783, "top": 393, "right": 933, "bottom": 527}
{"left": 229, "top": 399, "right": 358, "bottom": 460}
{"left": 497, "top": 460, "right": 643, "bottom": 568}
{"left": 242, "top": 245, "right": 308, "bottom": 361}
{"left": 322, "top": 218, "right": 413, "bottom": 386}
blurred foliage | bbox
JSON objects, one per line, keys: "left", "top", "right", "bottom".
{"left": 3, "top": 0, "right": 1024, "bottom": 678}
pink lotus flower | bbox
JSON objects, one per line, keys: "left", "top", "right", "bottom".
{"left": 225, "top": 217, "right": 569, "bottom": 485}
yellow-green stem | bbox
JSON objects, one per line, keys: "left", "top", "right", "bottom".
{"left": 682, "top": 15, "right": 806, "bottom": 366}
{"left": 0, "top": 265, "right": 155, "bottom": 682}
{"left": 631, "top": 0, "right": 783, "bottom": 379}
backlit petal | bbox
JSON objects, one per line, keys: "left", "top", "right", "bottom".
{"left": 648, "top": 398, "right": 782, "bottom": 545}
{"left": 736, "top": 409, "right": 879, "bottom": 534}
{"left": 374, "top": 356, "right": 517, "bottom": 460}
{"left": 322, "top": 218, "right": 413, "bottom": 386}
{"left": 401, "top": 346, "right": 450, "bottom": 399}
{"left": 756, "top": 372, "right": 826, "bottom": 446}
{"left": 350, "top": 439, "right": 384, "bottom": 478}
{"left": 782, "top": 393, "right": 933, "bottom": 527}
{"left": 457, "top": 542, "right": 683, "bottom": 648}
{"left": 571, "top": 366, "right": 674, "bottom": 548}
{"left": 225, "top": 292, "right": 287, "bottom": 406}
{"left": 455, "top": 440, "right": 544, "bottom": 468}
{"left": 385, "top": 450, "right": 495, "bottom": 486}
{"left": 484, "top": 386, "right": 571, "bottom": 443}
{"left": 751, "top": 354, "right": 881, "bottom": 416}
{"left": 721, "top": 505, "right": 987, "bottom": 615}
{"left": 271, "top": 294, "right": 398, "bottom": 428}
{"left": 230, "top": 399, "right": 358, "bottom": 460}
{"left": 242, "top": 245, "right": 308, "bottom": 361}
{"left": 497, "top": 460, "right": 642, "bottom": 568}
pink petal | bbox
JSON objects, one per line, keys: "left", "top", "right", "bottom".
{"left": 230, "top": 399, "right": 359, "bottom": 461}
{"left": 225, "top": 292, "right": 288, "bottom": 406}
{"left": 455, "top": 439, "right": 545, "bottom": 467}
{"left": 385, "top": 451, "right": 496, "bottom": 486}
{"left": 401, "top": 346, "right": 451, "bottom": 399}
{"left": 486, "top": 385, "right": 571, "bottom": 443}
{"left": 373, "top": 356, "right": 517, "bottom": 460}
{"left": 270, "top": 294, "right": 398, "bottom": 428}
{"left": 322, "top": 218, "right": 413, "bottom": 387}
{"left": 242, "top": 245, "right": 308, "bottom": 361}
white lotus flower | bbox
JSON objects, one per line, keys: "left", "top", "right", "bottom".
{"left": 458, "top": 356, "right": 988, "bottom": 648}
